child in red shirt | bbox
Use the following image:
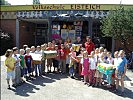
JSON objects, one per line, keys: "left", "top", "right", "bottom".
{"left": 59, "top": 44, "right": 67, "bottom": 74}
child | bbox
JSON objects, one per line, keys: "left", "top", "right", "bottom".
{"left": 30, "top": 46, "right": 36, "bottom": 76}
{"left": 46, "top": 42, "right": 54, "bottom": 72}
{"left": 69, "top": 47, "right": 78, "bottom": 79}
{"left": 5, "top": 49, "right": 16, "bottom": 89}
{"left": 59, "top": 44, "right": 67, "bottom": 74}
{"left": 12, "top": 47, "right": 21, "bottom": 86}
{"left": 89, "top": 51, "right": 97, "bottom": 86}
{"left": 112, "top": 51, "right": 119, "bottom": 88}
{"left": 41, "top": 44, "right": 47, "bottom": 75}
{"left": 65, "top": 44, "right": 71, "bottom": 73}
{"left": 95, "top": 52, "right": 107, "bottom": 86}
{"left": 81, "top": 51, "right": 90, "bottom": 85}
{"left": 104, "top": 49, "right": 108, "bottom": 60}
{"left": 78, "top": 48, "right": 86, "bottom": 77}
{"left": 107, "top": 52, "right": 114, "bottom": 64}
{"left": 53, "top": 45, "right": 59, "bottom": 73}
{"left": 19, "top": 49, "right": 26, "bottom": 83}
{"left": 113, "top": 51, "right": 119, "bottom": 66}
{"left": 35, "top": 46, "right": 42, "bottom": 77}
{"left": 98, "top": 47, "right": 104, "bottom": 57}
{"left": 23, "top": 44, "right": 28, "bottom": 54}
{"left": 24, "top": 48, "right": 33, "bottom": 80}
{"left": 115, "top": 50, "right": 127, "bottom": 96}
{"left": 30, "top": 46, "right": 36, "bottom": 53}
{"left": 106, "top": 52, "right": 114, "bottom": 88}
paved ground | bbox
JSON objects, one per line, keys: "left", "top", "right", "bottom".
{"left": 1, "top": 56, "right": 133, "bottom": 100}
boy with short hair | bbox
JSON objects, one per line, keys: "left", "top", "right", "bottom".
{"left": 34, "top": 46, "right": 42, "bottom": 77}
{"left": 24, "top": 48, "right": 33, "bottom": 80}
{"left": 12, "top": 47, "right": 21, "bottom": 86}
{"left": 19, "top": 49, "right": 26, "bottom": 83}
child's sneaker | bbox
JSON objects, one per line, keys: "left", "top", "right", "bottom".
{"left": 84, "top": 82, "right": 87, "bottom": 85}
{"left": 92, "top": 84, "right": 95, "bottom": 87}
{"left": 87, "top": 83, "right": 91, "bottom": 86}
{"left": 95, "top": 83, "right": 98, "bottom": 87}
{"left": 12, "top": 84, "right": 17, "bottom": 88}
{"left": 99, "top": 83, "right": 101, "bottom": 86}
{"left": 113, "top": 89, "right": 118, "bottom": 93}
{"left": 120, "top": 91, "right": 125, "bottom": 96}
{"left": 7, "top": 85, "right": 11, "bottom": 89}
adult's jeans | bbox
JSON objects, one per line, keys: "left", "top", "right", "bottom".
{"left": 35, "top": 64, "right": 42, "bottom": 76}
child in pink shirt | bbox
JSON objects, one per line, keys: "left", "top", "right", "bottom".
{"left": 81, "top": 51, "right": 90, "bottom": 85}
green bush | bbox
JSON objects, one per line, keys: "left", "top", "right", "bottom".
{"left": 0, "top": 29, "right": 13, "bottom": 55}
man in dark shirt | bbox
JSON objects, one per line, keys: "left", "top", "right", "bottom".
{"left": 74, "top": 36, "right": 83, "bottom": 56}
{"left": 74, "top": 37, "right": 83, "bottom": 75}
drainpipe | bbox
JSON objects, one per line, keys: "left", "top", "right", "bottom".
{"left": 88, "top": 17, "right": 93, "bottom": 37}
{"left": 112, "top": 37, "right": 115, "bottom": 56}
{"left": 16, "top": 19, "right": 19, "bottom": 48}
{"left": 48, "top": 17, "right": 52, "bottom": 42}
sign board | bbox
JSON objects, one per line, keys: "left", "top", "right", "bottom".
{"left": 1, "top": 4, "right": 133, "bottom": 11}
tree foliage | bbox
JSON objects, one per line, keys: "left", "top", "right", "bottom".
{"left": 33, "top": 0, "right": 40, "bottom": 4}
{"left": 0, "top": 0, "right": 11, "bottom": 5}
{"left": 0, "top": 29, "right": 13, "bottom": 55}
{"left": 101, "top": 7, "right": 133, "bottom": 52}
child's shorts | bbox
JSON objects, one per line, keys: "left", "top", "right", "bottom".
{"left": 25, "top": 65, "right": 32, "bottom": 74}
{"left": 69, "top": 65, "right": 74, "bottom": 74}
{"left": 7, "top": 71, "right": 15, "bottom": 80}
{"left": 117, "top": 71, "right": 124, "bottom": 79}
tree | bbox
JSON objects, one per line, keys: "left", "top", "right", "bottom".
{"left": 33, "top": 0, "right": 40, "bottom": 4}
{"left": 101, "top": 7, "right": 133, "bottom": 53}
{"left": 0, "top": 29, "right": 13, "bottom": 55}
{"left": 0, "top": 0, "right": 11, "bottom": 5}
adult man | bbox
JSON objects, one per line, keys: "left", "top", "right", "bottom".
{"left": 84, "top": 36, "right": 95, "bottom": 55}
{"left": 74, "top": 36, "right": 83, "bottom": 56}
{"left": 74, "top": 37, "right": 83, "bottom": 75}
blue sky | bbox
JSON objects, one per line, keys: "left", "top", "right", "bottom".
{"left": 5, "top": 0, "right": 133, "bottom": 5}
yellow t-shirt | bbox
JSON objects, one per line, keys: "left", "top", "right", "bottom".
{"left": 4, "top": 57, "right": 16, "bottom": 72}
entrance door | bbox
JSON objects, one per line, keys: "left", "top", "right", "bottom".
{"left": 35, "top": 23, "right": 48, "bottom": 45}
{"left": 92, "top": 20, "right": 112, "bottom": 51}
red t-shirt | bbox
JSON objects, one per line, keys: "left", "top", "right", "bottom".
{"left": 59, "top": 49, "right": 67, "bottom": 60}
{"left": 46, "top": 47, "right": 54, "bottom": 50}
{"left": 24, "top": 54, "right": 33, "bottom": 65}
{"left": 84, "top": 42, "right": 95, "bottom": 55}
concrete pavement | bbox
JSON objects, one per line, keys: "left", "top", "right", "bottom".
{"left": 1, "top": 56, "right": 133, "bottom": 100}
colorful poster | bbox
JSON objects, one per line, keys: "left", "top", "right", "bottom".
{"left": 68, "top": 30, "right": 75, "bottom": 42}
{"left": 52, "top": 22, "right": 60, "bottom": 39}
{"left": 61, "top": 29, "right": 68, "bottom": 39}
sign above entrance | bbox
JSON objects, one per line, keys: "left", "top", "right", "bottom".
{"left": 1, "top": 4, "right": 133, "bottom": 11}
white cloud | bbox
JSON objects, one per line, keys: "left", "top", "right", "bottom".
{"left": 6, "top": 0, "right": 133, "bottom": 5}
{"left": 6, "top": 0, "right": 32, "bottom": 5}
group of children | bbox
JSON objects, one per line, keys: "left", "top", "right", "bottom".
{"left": 4, "top": 40, "right": 127, "bottom": 96}
{"left": 68, "top": 46, "right": 127, "bottom": 96}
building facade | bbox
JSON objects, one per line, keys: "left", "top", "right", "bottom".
{"left": 1, "top": 4, "right": 133, "bottom": 51}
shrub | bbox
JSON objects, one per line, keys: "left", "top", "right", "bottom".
{"left": 0, "top": 29, "right": 13, "bottom": 55}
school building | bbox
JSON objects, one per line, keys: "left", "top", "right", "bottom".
{"left": 1, "top": 4, "right": 133, "bottom": 51}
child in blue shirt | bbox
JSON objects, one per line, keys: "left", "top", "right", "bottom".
{"left": 115, "top": 50, "right": 127, "bottom": 96}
